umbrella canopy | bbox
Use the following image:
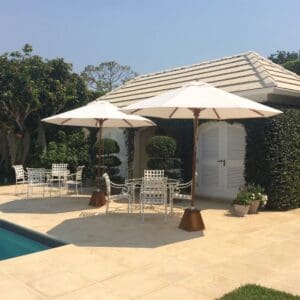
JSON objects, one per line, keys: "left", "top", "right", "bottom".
{"left": 42, "top": 100, "right": 155, "bottom": 128}
{"left": 42, "top": 100, "right": 155, "bottom": 193}
{"left": 123, "top": 81, "right": 282, "bottom": 231}
{"left": 122, "top": 81, "right": 282, "bottom": 119}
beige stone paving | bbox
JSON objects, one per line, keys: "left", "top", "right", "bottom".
{"left": 0, "top": 184, "right": 300, "bottom": 299}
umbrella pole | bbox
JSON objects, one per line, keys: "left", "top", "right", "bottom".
{"left": 179, "top": 109, "right": 205, "bottom": 231}
{"left": 191, "top": 110, "right": 199, "bottom": 207}
{"left": 89, "top": 119, "right": 106, "bottom": 207}
{"left": 96, "top": 120, "right": 104, "bottom": 191}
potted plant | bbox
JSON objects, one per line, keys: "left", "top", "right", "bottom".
{"left": 245, "top": 184, "right": 266, "bottom": 214}
{"left": 232, "top": 190, "right": 253, "bottom": 217}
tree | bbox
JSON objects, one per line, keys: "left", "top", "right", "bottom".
{"left": 269, "top": 50, "right": 300, "bottom": 75}
{"left": 81, "top": 61, "right": 137, "bottom": 94}
{"left": 0, "top": 45, "right": 89, "bottom": 174}
{"left": 39, "top": 130, "right": 91, "bottom": 172}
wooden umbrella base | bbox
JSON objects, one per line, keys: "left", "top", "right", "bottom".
{"left": 89, "top": 191, "right": 106, "bottom": 207}
{"left": 179, "top": 207, "right": 205, "bottom": 232}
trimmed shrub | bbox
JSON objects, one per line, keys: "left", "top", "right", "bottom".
{"left": 146, "top": 135, "right": 176, "bottom": 158}
{"left": 146, "top": 135, "right": 182, "bottom": 178}
{"left": 244, "top": 106, "right": 300, "bottom": 210}
{"left": 95, "top": 138, "right": 122, "bottom": 181}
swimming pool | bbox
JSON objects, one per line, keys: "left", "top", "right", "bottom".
{"left": 0, "top": 220, "right": 66, "bottom": 260}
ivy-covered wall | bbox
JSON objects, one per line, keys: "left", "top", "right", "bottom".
{"left": 244, "top": 105, "right": 300, "bottom": 210}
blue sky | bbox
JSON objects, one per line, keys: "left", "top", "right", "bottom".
{"left": 1, "top": 0, "right": 299, "bottom": 75}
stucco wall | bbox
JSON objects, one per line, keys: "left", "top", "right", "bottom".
{"left": 103, "top": 128, "right": 128, "bottom": 178}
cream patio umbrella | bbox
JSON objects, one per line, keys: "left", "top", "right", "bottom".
{"left": 122, "top": 81, "right": 282, "bottom": 231}
{"left": 42, "top": 100, "right": 155, "bottom": 205}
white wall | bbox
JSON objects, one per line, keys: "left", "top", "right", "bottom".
{"left": 103, "top": 128, "right": 128, "bottom": 178}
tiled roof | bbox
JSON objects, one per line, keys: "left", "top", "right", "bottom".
{"left": 100, "top": 51, "right": 300, "bottom": 107}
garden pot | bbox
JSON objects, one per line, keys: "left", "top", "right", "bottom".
{"left": 249, "top": 200, "right": 260, "bottom": 214}
{"left": 233, "top": 204, "right": 250, "bottom": 217}
{"left": 89, "top": 191, "right": 106, "bottom": 207}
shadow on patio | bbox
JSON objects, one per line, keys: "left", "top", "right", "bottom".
{"left": 47, "top": 211, "right": 204, "bottom": 248}
{"left": 0, "top": 195, "right": 93, "bottom": 214}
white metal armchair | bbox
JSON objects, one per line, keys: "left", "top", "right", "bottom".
{"left": 173, "top": 180, "right": 192, "bottom": 202}
{"left": 66, "top": 166, "right": 84, "bottom": 196}
{"left": 12, "top": 165, "right": 27, "bottom": 195}
{"left": 27, "top": 168, "right": 48, "bottom": 199}
{"left": 140, "top": 177, "right": 168, "bottom": 221}
{"left": 103, "top": 173, "right": 131, "bottom": 213}
{"left": 49, "top": 163, "right": 68, "bottom": 196}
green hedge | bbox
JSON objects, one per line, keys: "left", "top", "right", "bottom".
{"left": 244, "top": 106, "right": 300, "bottom": 210}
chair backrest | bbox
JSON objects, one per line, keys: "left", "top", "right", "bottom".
{"left": 75, "top": 166, "right": 84, "bottom": 181}
{"left": 102, "top": 173, "right": 111, "bottom": 196}
{"left": 141, "top": 177, "right": 167, "bottom": 204}
{"left": 52, "top": 163, "right": 68, "bottom": 176}
{"left": 144, "top": 170, "right": 164, "bottom": 179}
{"left": 12, "top": 165, "right": 25, "bottom": 181}
{"left": 27, "top": 168, "right": 45, "bottom": 185}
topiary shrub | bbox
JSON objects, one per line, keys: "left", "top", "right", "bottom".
{"left": 146, "top": 135, "right": 182, "bottom": 178}
{"left": 244, "top": 105, "right": 300, "bottom": 210}
{"left": 146, "top": 135, "right": 176, "bottom": 158}
{"left": 95, "top": 138, "right": 122, "bottom": 182}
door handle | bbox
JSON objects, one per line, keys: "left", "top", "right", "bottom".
{"left": 217, "top": 159, "right": 226, "bottom": 166}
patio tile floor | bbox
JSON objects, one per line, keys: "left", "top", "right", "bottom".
{"left": 0, "top": 185, "right": 300, "bottom": 299}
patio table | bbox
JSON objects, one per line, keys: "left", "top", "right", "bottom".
{"left": 125, "top": 177, "right": 179, "bottom": 214}
{"left": 46, "top": 169, "right": 70, "bottom": 195}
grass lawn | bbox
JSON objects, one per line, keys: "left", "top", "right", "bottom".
{"left": 219, "top": 284, "right": 300, "bottom": 299}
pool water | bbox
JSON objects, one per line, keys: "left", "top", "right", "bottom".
{"left": 0, "top": 220, "right": 66, "bottom": 260}
{"left": 0, "top": 227, "right": 49, "bottom": 260}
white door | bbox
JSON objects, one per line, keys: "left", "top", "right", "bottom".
{"left": 196, "top": 121, "right": 246, "bottom": 200}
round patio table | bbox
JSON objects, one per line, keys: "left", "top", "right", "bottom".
{"left": 125, "top": 177, "right": 179, "bottom": 214}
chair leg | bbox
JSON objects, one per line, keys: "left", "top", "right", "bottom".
{"left": 76, "top": 183, "right": 78, "bottom": 196}
{"left": 59, "top": 180, "right": 62, "bottom": 197}
{"left": 139, "top": 194, "right": 143, "bottom": 215}
{"left": 49, "top": 181, "right": 52, "bottom": 198}
{"left": 105, "top": 196, "right": 110, "bottom": 214}
{"left": 15, "top": 183, "right": 17, "bottom": 195}
{"left": 164, "top": 201, "right": 167, "bottom": 223}
{"left": 141, "top": 197, "right": 145, "bottom": 222}
{"left": 131, "top": 187, "right": 135, "bottom": 213}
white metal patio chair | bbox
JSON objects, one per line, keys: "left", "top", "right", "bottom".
{"left": 140, "top": 176, "right": 168, "bottom": 222}
{"left": 26, "top": 168, "right": 48, "bottom": 199}
{"left": 103, "top": 173, "right": 131, "bottom": 214}
{"left": 66, "top": 166, "right": 84, "bottom": 196}
{"left": 49, "top": 163, "right": 68, "bottom": 196}
{"left": 12, "top": 165, "right": 27, "bottom": 195}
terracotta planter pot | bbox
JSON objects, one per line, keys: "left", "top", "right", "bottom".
{"left": 249, "top": 200, "right": 260, "bottom": 214}
{"left": 89, "top": 191, "right": 107, "bottom": 207}
{"left": 233, "top": 204, "right": 250, "bottom": 217}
